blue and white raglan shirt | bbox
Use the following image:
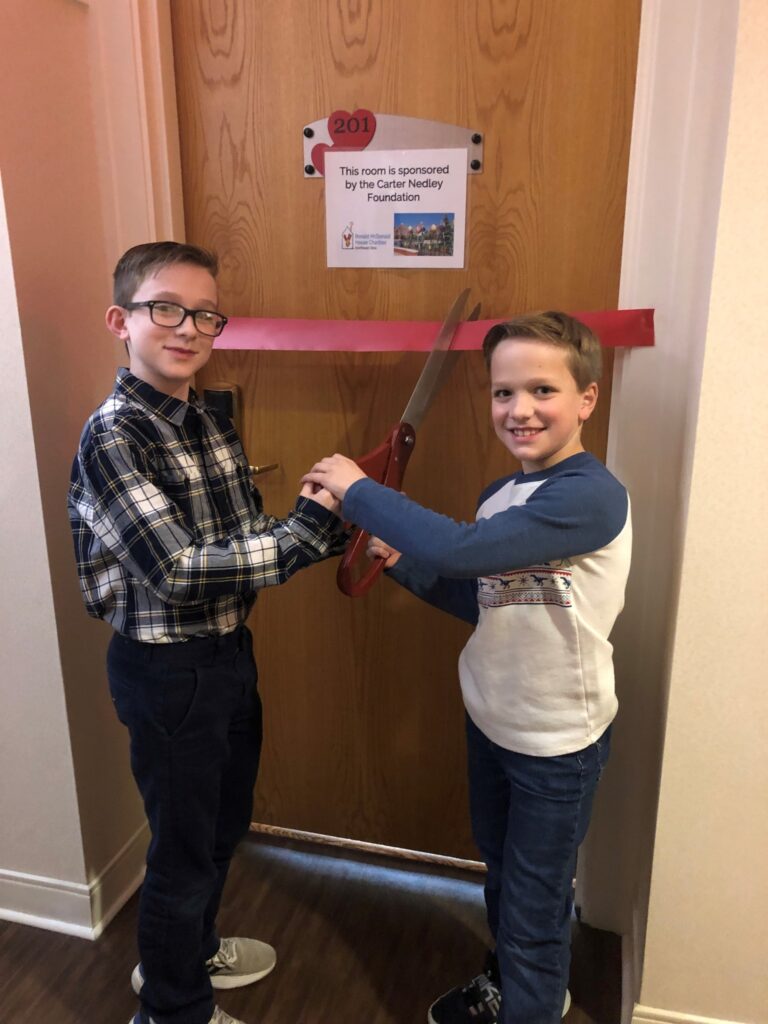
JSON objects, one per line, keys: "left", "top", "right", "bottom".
{"left": 343, "top": 451, "right": 631, "bottom": 756}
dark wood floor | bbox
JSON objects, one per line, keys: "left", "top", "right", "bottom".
{"left": 0, "top": 834, "right": 620, "bottom": 1023}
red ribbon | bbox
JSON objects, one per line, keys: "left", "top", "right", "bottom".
{"left": 215, "top": 308, "right": 654, "bottom": 352}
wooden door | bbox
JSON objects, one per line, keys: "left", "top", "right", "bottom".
{"left": 170, "top": 0, "right": 640, "bottom": 859}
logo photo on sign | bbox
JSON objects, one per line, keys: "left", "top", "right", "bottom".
{"left": 393, "top": 213, "right": 454, "bottom": 257}
{"left": 341, "top": 222, "right": 355, "bottom": 249}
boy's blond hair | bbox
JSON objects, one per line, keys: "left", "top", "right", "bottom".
{"left": 482, "top": 311, "right": 602, "bottom": 390}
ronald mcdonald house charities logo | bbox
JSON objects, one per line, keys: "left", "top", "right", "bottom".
{"left": 341, "top": 221, "right": 355, "bottom": 249}
{"left": 339, "top": 220, "right": 391, "bottom": 253}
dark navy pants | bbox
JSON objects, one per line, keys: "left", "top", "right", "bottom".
{"left": 466, "top": 715, "right": 611, "bottom": 1024}
{"left": 108, "top": 625, "right": 262, "bottom": 1024}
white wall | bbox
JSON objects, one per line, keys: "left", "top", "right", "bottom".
{"left": 578, "top": 0, "right": 739, "bottom": 956}
{"left": 0, "top": 171, "right": 89, "bottom": 932}
{"left": 577, "top": 0, "right": 767, "bottom": 1021}
{"left": 634, "top": 0, "right": 768, "bottom": 1019}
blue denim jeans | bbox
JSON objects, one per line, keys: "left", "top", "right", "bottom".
{"left": 466, "top": 715, "right": 611, "bottom": 1024}
{"left": 108, "top": 625, "right": 262, "bottom": 1024}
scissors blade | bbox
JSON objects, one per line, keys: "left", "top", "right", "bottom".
{"left": 400, "top": 296, "right": 481, "bottom": 429}
{"left": 400, "top": 288, "right": 470, "bottom": 430}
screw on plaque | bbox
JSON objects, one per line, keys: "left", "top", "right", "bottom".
{"left": 470, "top": 159, "right": 482, "bottom": 171}
{"left": 304, "top": 127, "right": 314, "bottom": 138}
{"left": 471, "top": 133, "right": 482, "bottom": 145}
{"left": 305, "top": 164, "right": 316, "bottom": 175}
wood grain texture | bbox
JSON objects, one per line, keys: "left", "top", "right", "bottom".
{"left": 170, "top": 0, "right": 636, "bottom": 857}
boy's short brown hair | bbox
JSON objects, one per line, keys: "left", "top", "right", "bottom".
{"left": 482, "top": 311, "right": 602, "bottom": 390}
{"left": 113, "top": 241, "right": 219, "bottom": 306}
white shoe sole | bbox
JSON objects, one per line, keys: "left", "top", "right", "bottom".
{"left": 130, "top": 964, "right": 143, "bottom": 996}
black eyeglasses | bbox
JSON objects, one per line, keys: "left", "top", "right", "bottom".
{"left": 123, "top": 300, "right": 229, "bottom": 337}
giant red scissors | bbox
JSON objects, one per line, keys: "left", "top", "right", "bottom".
{"left": 337, "top": 289, "right": 478, "bottom": 597}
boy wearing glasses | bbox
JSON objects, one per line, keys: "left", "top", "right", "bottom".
{"left": 68, "top": 241, "right": 344, "bottom": 1024}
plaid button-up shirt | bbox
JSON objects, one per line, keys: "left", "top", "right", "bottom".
{"left": 68, "top": 369, "right": 344, "bottom": 642}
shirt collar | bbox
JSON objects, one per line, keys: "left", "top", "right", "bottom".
{"left": 515, "top": 450, "right": 593, "bottom": 483}
{"left": 115, "top": 367, "right": 202, "bottom": 427}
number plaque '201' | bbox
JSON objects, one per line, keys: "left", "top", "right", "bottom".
{"left": 303, "top": 110, "right": 484, "bottom": 177}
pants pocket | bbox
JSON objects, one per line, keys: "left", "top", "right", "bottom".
{"left": 595, "top": 724, "right": 613, "bottom": 781}
{"left": 107, "top": 645, "right": 135, "bottom": 728}
{"left": 160, "top": 666, "right": 200, "bottom": 737}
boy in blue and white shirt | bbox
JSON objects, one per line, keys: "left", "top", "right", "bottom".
{"left": 304, "top": 312, "right": 631, "bottom": 1024}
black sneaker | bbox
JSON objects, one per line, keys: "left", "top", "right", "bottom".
{"left": 427, "top": 970, "right": 501, "bottom": 1023}
{"left": 427, "top": 951, "right": 571, "bottom": 1023}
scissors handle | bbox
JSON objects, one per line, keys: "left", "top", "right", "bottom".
{"left": 337, "top": 422, "right": 415, "bottom": 597}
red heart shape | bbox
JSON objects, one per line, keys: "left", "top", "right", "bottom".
{"left": 327, "top": 109, "right": 377, "bottom": 149}
{"left": 311, "top": 142, "right": 331, "bottom": 175}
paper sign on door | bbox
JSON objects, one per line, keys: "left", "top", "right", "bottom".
{"left": 325, "top": 148, "right": 467, "bottom": 269}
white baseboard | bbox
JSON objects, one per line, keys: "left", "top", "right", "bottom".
{"left": 0, "top": 869, "right": 93, "bottom": 937}
{"left": 88, "top": 820, "right": 148, "bottom": 938}
{"left": 633, "top": 1007, "right": 749, "bottom": 1024}
{"left": 0, "top": 821, "right": 148, "bottom": 940}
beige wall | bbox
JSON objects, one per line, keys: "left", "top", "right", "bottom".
{"left": 0, "top": 0, "right": 181, "bottom": 933}
{"left": 634, "top": 0, "right": 768, "bottom": 1019}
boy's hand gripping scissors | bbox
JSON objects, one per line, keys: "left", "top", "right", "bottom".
{"left": 337, "top": 289, "right": 478, "bottom": 597}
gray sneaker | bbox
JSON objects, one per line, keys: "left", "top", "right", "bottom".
{"left": 210, "top": 1010, "right": 249, "bottom": 1024}
{"left": 205, "top": 936, "right": 277, "bottom": 989}
{"left": 129, "top": 1009, "right": 247, "bottom": 1024}
{"left": 131, "top": 936, "right": 277, "bottom": 995}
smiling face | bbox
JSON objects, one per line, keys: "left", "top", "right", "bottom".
{"left": 489, "top": 338, "right": 598, "bottom": 473}
{"left": 105, "top": 261, "right": 219, "bottom": 400}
